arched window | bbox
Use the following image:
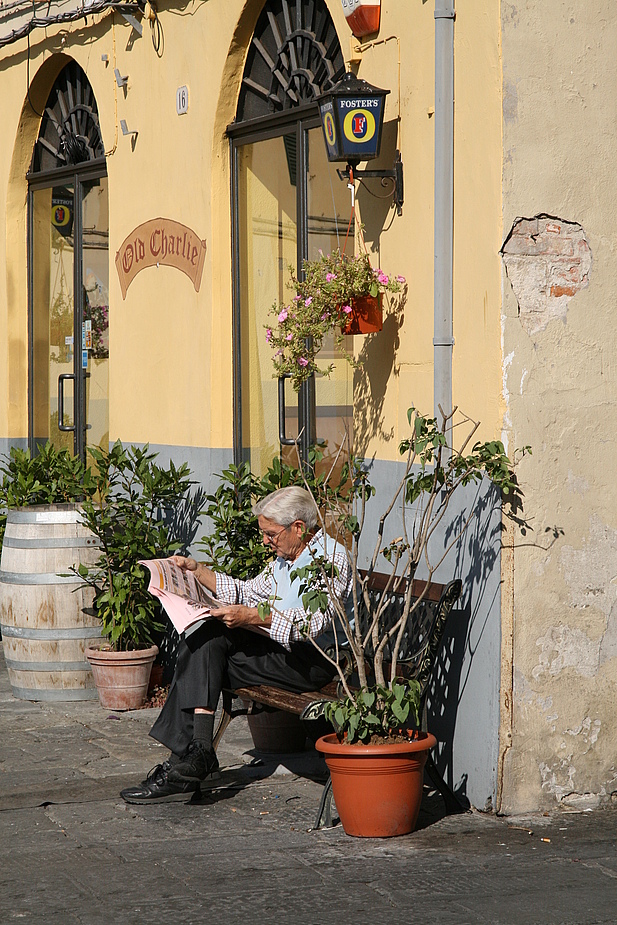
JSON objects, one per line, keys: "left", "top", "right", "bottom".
{"left": 229, "top": 0, "right": 352, "bottom": 471}
{"left": 236, "top": 0, "right": 344, "bottom": 121}
{"left": 28, "top": 60, "right": 108, "bottom": 460}
{"left": 31, "top": 60, "right": 105, "bottom": 173}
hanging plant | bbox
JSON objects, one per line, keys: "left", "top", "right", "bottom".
{"left": 266, "top": 249, "right": 405, "bottom": 391}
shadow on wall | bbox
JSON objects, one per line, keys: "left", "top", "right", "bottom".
{"left": 157, "top": 484, "right": 207, "bottom": 679}
{"left": 353, "top": 295, "right": 406, "bottom": 454}
{"left": 424, "top": 480, "right": 503, "bottom": 805}
{"left": 357, "top": 118, "right": 401, "bottom": 244}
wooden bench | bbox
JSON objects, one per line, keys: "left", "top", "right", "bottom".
{"left": 212, "top": 571, "right": 464, "bottom": 825}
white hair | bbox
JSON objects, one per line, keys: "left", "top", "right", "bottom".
{"left": 253, "top": 486, "right": 319, "bottom": 530}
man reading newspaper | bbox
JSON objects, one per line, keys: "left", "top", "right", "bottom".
{"left": 121, "top": 486, "right": 352, "bottom": 803}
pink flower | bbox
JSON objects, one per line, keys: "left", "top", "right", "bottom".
{"left": 377, "top": 272, "right": 389, "bottom": 285}
{"left": 286, "top": 333, "right": 293, "bottom": 341}
{"left": 266, "top": 328, "right": 273, "bottom": 341}
{"left": 304, "top": 297, "right": 313, "bottom": 307}
{"left": 325, "top": 273, "right": 337, "bottom": 282}
{"left": 396, "top": 275, "right": 406, "bottom": 283}
{"left": 342, "top": 304, "right": 353, "bottom": 314}
{"left": 278, "top": 309, "right": 288, "bottom": 323}
{"left": 298, "top": 357, "right": 309, "bottom": 367}
{"left": 321, "top": 313, "right": 330, "bottom": 321}
{"left": 293, "top": 295, "right": 301, "bottom": 302}
{"left": 275, "top": 349, "right": 283, "bottom": 356}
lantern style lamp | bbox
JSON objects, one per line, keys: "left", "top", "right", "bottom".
{"left": 318, "top": 72, "right": 404, "bottom": 214}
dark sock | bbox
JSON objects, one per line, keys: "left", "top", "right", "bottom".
{"left": 193, "top": 712, "right": 215, "bottom": 750}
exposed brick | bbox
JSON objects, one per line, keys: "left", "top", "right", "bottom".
{"left": 501, "top": 214, "right": 592, "bottom": 335}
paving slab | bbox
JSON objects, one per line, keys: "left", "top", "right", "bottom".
{"left": 1, "top": 648, "right": 617, "bottom": 925}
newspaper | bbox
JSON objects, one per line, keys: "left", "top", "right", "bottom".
{"left": 139, "top": 558, "right": 221, "bottom": 636}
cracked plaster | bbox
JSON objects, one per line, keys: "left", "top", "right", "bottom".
{"left": 501, "top": 215, "right": 592, "bottom": 335}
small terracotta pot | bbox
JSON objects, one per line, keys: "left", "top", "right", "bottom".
{"left": 316, "top": 731, "right": 437, "bottom": 837}
{"left": 340, "top": 293, "right": 383, "bottom": 335}
{"left": 85, "top": 645, "right": 158, "bottom": 711}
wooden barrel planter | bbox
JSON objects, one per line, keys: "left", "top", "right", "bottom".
{"left": 0, "top": 505, "right": 101, "bottom": 701}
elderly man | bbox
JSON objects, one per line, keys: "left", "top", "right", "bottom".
{"left": 120, "top": 486, "right": 351, "bottom": 803}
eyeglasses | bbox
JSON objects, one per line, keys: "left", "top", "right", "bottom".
{"left": 260, "top": 525, "right": 289, "bottom": 542}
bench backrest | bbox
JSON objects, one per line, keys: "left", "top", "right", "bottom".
{"left": 357, "top": 570, "right": 463, "bottom": 696}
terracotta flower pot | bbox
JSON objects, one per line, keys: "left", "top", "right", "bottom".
{"left": 316, "top": 731, "right": 437, "bottom": 837}
{"left": 340, "top": 293, "right": 383, "bottom": 335}
{"left": 245, "top": 707, "right": 308, "bottom": 753}
{"left": 85, "top": 645, "right": 158, "bottom": 711}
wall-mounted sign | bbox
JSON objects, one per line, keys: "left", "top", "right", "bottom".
{"left": 51, "top": 189, "right": 74, "bottom": 237}
{"left": 318, "top": 72, "right": 388, "bottom": 164}
{"left": 176, "top": 86, "right": 189, "bottom": 115}
{"left": 115, "top": 218, "right": 207, "bottom": 299}
{"left": 341, "top": 0, "right": 380, "bottom": 38}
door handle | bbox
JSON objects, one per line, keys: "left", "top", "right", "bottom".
{"left": 57, "top": 374, "right": 76, "bottom": 432}
{"left": 278, "top": 375, "right": 298, "bottom": 446}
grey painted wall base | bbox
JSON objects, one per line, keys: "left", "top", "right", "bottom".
{"left": 357, "top": 458, "right": 502, "bottom": 811}
{"left": 0, "top": 438, "right": 27, "bottom": 458}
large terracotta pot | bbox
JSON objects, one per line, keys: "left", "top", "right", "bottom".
{"left": 316, "top": 731, "right": 437, "bottom": 837}
{"left": 340, "top": 293, "right": 383, "bottom": 335}
{"left": 85, "top": 645, "right": 158, "bottom": 710}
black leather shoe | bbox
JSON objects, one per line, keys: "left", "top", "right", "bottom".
{"left": 169, "top": 741, "right": 221, "bottom": 783}
{"left": 120, "top": 763, "right": 200, "bottom": 804}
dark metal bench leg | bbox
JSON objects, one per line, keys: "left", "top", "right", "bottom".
{"left": 424, "top": 753, "right": 469, "bottom": 814}
{"left": 314, "top": 775, "right": 337, "bottom": 829}
{"left": 213, "top": 690, "right": 234, "bottom": 752}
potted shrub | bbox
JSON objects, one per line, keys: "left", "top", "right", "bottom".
{"left": 266, "top": 249, "right": 405, "bottom": 391}
{"left": 0, "top": 442, "right": 100, "bottom": 701}
{"left": 278, "top": 406, "right": 528, "bottom": 837}
{"left": 77, "top": 441, "right": 192, "bottom": 710}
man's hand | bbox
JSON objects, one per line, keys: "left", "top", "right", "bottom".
{"left": 170, "top": 556, "right": 217, "bottom": 593}
{"left": 214, "top": 605, "right": 272, "bottom": 630}
{"left": 171, "top": 555, "right": 198, "bottom": 572}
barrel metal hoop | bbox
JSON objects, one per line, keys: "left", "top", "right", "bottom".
{"left": 5, "top": 658, "right": 92, "bottom": 671}
{"left": 0, "top": 624, "right": 103, "bottom": 640}
{"left": 7, "top": 509, "right": 85, "bottom": 524}
{"left": 0, "top": 570, "right": 82, "bottom": 584}
{"left": 8, "top": 686, "right": 99, "bottom": 701}
{"left": 2, "top": 535, "right": 99, "bottom": 549}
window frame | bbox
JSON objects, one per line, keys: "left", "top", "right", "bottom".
{"left": 27, "top": 158, "right": 108, "bottom": 460}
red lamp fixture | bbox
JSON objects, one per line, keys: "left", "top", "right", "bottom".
{"left": 342, "top": 0, "right": 381, "bottom": 38}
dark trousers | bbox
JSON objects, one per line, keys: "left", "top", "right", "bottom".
{"left": 149, "top": 620, "right": 337, "bottom": 756}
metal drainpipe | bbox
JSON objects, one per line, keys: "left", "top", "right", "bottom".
{"left": 434, "top": 0, "right": 455, "bottom": 438}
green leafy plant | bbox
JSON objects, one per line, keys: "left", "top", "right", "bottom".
{"left": 0, "top": 442, "right": 96, "bottom": 550}
{"left": 266, "top": 249, "right": 405, "bottom": 390}
{"left": 326, "top": 681, "right": 422, "bottom": 745}
{"left": 198, "top": 463, "right": 272, "bottom": 581}
{"left": 198, "top": 448, "right": 338, "bottom": 581}
{"left": 284, "top": 405, "right": 530, "bottom": 744}
{"left": 76, "top": 441, "right": 192, "bottom": 651}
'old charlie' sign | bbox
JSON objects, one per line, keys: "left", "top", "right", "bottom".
{"left": 115, "top": 218, "right": 207, "bottom": 299}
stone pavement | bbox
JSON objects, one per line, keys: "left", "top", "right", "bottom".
{"left": 1, "top": 648, "right": 617, "bottom": 925}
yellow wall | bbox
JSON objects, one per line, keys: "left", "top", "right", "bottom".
{"left": 0, "top": 0, "right": 504, "bottom": 455}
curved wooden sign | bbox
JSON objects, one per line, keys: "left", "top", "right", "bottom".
{"left": 115, "top": 218, "right": 207, "bottom": 299}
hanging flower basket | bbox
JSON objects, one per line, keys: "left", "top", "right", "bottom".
{"left": 266, "top": 250, "right": 405, "bottom": 391}
{"left": 340, "top": 293, "right": 383, "bottom": 335}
